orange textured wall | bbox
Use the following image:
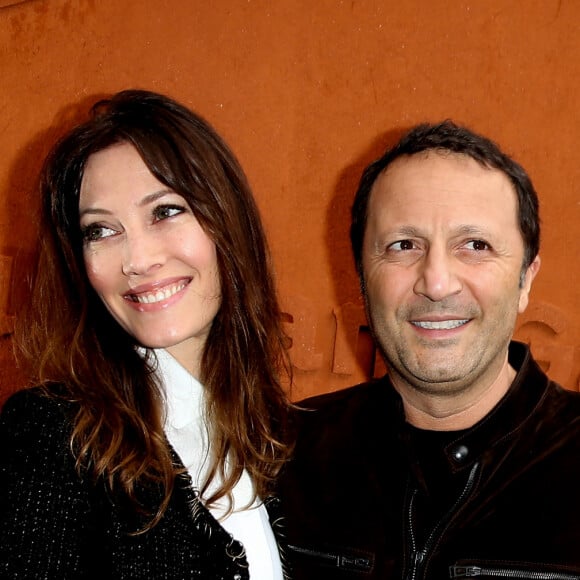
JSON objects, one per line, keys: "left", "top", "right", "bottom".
{"left": 1, "top": 0, "right": 579, "bottom": 404}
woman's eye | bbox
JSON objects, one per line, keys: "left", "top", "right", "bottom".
{"left": 153, "top": 204, "right": 186, "bottom": 221}
{"left": 82, "top": 224, "right": 116, "bottom": 242}
{"left": 465, "top": 240, "right": 490, "bottom": 251}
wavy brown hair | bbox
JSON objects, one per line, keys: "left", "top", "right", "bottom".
{"left": 16, "top": 89, "right": 293, "bottom": 530}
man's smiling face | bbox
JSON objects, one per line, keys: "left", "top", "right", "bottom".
{"left": 362, "top": 151, "right": 539, "bottom": 399}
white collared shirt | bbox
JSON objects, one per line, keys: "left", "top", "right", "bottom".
{"left": 154, "top": 348, "right": 283, "bottom": 580}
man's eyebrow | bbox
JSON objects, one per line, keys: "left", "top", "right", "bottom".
{"left": 378, "top": 224, "right": 492, "bottom": 240}
{"left": 383, "top": 225, "right": 426, "bottom": 238}
{"left": 453, "top": 224, "right": 491, "bottom": 237}
{"left": 396, "top": 225, "right": 423, "bottom": 237}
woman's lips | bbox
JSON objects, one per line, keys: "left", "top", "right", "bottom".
{"left": 123, "top": 277, "right": 192, "bottom": 305}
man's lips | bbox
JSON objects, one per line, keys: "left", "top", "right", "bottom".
{"left": 410, "top": 319, "right": 470, "bottom": 330}
{"left": 124, "top": 278, "right": 191, "bottom": 305}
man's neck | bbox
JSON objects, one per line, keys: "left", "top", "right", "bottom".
{"left": 394, "top": 358, "right": 516, "bottom": 431}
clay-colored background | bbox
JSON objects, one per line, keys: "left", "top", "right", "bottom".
{"left": 1, "top": 0, "right": 579, "bottom": 404}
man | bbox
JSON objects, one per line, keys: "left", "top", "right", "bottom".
{"left": 277, "top": 121, "right": 580, "bottom": 579}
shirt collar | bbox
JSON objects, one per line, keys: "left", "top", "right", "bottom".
{"left": 152, "top": 348, "right": 205, "bottom": 430}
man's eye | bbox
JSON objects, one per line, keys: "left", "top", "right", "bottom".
{"left": 465, "top": 240, "right": 490, "bottom": 251}
{"left": 82, "top": 225, "right": 116, "bottom": 242}
{"left": 389, "top": 240, "right": 415, "bottom": 251}
{"left": 153, "top": 205, "right": 185, "bottom": 221}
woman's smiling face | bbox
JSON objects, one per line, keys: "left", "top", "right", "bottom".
{"left": 79, "top": 141, "right": 221, "bottom": 376}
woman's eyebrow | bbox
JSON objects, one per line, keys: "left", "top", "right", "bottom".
{"left": 78, "top": 206, "right": 112, "bottom": 219}
{"left": 79, "top": 189, "right": 174, "bottom": 218}
{"left": 138, "top": 189, "right": 174, "bottom": 207}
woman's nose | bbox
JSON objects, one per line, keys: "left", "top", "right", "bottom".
{"left": 121, "top": 231, "right": 164, "bottom": 277}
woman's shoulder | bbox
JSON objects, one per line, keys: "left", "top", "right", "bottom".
{"left": 1, "top": 384, "right": 77, "bottom": 443}
{"left": 2, "top": 383, "right": 74, "bottom": 412}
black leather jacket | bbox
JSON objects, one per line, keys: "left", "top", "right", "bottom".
{"left": 277, "top": 342, "right": 580, "bottom": 579}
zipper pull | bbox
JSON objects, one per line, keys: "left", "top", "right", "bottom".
{"left": 412, "top": 551, "right": 425, "bottom": 566}
{"left": 449, "top": 566, "right": 482, "bottom": 577}
{"left": 405, "top": 550, "right": 426, "bottom": 580}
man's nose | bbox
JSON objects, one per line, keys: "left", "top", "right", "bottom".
{"left": 413, "top": 246, "right": 462, "bottom": 302}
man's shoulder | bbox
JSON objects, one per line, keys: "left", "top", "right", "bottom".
{"left": 549, "top": 380, "right": 580, "bottom": 401}
{"left": 512, "top": 341, "right": 580, "bottom": 418}
{"left": 297, "top": 377, "right": 392, "bottom": 415}
{"left": 543, "top": 380, "right": 580, "bottom": 424}
{"left": 289, "top": 377, "right": 399, "bottom": 450}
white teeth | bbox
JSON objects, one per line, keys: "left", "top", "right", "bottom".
{"left": 412, "top": 319, "right": 468, "bottom": 330}
{"left": 133, "top": 282, "right": 187, "bottom": 304}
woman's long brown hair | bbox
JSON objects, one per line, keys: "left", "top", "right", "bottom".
{"left": 16, "top": 89, "right": 293, "bottom": 531}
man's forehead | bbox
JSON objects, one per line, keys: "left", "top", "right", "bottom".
{"left": 371, "top": 150, "right": 516, "bottom": 202}
{"left": 379, "top": 149, "right": 491, "bottom": 179}
{"left": 365, "top": 151, "right": 522, "bottom": 238}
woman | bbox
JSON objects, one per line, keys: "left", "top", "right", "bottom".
{"left": 0, "top": 89, "right": 292, "bottom": 579}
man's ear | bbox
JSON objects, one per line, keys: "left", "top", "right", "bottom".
{"left": 518, "top": 255, "right": 541, "bottom": 313}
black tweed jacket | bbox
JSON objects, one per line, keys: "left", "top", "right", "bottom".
{"left": 0, "top": 386, "right": 281, "bottom": 579}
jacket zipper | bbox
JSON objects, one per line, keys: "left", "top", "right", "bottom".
{"left": 287, "top": 544, "right": 372, "bottom": 572}
{"left": 450, "top": 565, "right": 580, "bottom": 579}
{"left": 405, "top": 490, "right": 425, "bottom": 580}
{"left": 405, "top": 462, "right": 480, "bottom": 580}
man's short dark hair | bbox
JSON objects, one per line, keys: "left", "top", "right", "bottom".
{"left": 350, "top": 120, "right": 540, "bottom": 278}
